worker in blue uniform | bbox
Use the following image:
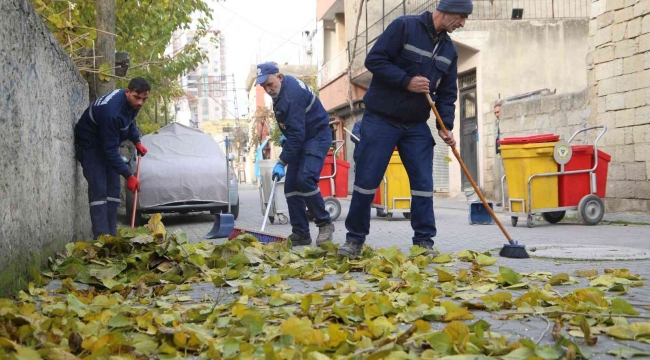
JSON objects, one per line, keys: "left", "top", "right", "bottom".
{"left": 256, "top": 62, "right": 335, "bottom": 247}
{"left": 74, "top": 78, "right": 150, "bottom": 239}
{"left": 338, "top": 0, "right": 472, "bottom": 259}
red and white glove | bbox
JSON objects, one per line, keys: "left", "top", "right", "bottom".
{"left": 126, "top": 176, "right": 140, "bottom": 193}
{"left": 134, "top": 142, "right": 148, "bottom": 156}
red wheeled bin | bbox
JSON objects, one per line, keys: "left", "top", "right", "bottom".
{"left": 308, "top": 140, "right": 347, "bottom": 221}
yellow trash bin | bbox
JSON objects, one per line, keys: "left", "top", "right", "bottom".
{"left": 377, "top": 150, "right": 412, "bottom": 219}
{"left": 499, "top": 135, "right": 559, "bottom": 213}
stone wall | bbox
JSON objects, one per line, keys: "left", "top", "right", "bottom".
{"left": 0, "top": 0, "right": 91, "bottom": 295}
{"left": 586, "top": 0, "right": 650, "bottom": 213}
{"left": 483, "top": 91, "right": 590, "bottom": 199}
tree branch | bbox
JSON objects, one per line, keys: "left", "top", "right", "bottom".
{"left": 346, "top": 0, "right": 366, "bottom": 122}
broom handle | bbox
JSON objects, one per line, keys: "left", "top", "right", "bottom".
{"left": 131, "top": 154, "right": 142, "bottom": 228}
{"left": 261, "top": 176, "right": 278, "bottom": 232}
{"left": 425, "top": 93, "right": 514, "bottom": 244}
{"left": 343, "top": 127, "right": 360, "bottom": 142}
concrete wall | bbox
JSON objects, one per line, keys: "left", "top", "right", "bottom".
{"left": 484, "top": 91, "right": 590, "bottom": 199}
{"left": 0, "top": 0, "right": 91, "bottom": 295}
{"left": 450, "top": 18, "right": 589, "bottom": 194}
{"left": 584, "top": 0, "right": 650, "bottom": 213}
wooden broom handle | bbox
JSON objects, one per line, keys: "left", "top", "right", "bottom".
{"left": 425, "top": 93, "right": 514, "bottom": 243}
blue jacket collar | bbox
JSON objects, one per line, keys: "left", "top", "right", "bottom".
{"left": 419, "top": 11, "right": 450, "bottom": 43}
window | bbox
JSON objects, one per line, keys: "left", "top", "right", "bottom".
{"left": 202, "top": 113, "right": 209, "bottom": 120}
{"left": 215, "top": 107, "right": 220, "bottom": 114}
{"left": 202, "top": 99, "right": 208, "bottom": 107}
{"left": 221, "top": 75, "right": 227, "bottom": 82}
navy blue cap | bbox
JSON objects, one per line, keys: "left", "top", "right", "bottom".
{"left": 437, "top": 0, "right": 473, "bottom": 15}
{"left": 255, "top": 62, "right": 280, "bottom": 85}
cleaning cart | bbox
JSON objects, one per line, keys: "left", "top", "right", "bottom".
{"left": 500, "top": 126, "right": 610, "bottom": 228}
{"left": 258, "top": 159, "right": 289, "bottom": 225}
{"left": 372, "top": 148, "right": 412, "bottom": 221}
{"left": 315, "top": 140, "right": 348, "bottom": 221}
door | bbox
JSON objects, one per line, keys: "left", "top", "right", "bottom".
{"left": 458, "top": 70, "right": 478, "bottom": 190}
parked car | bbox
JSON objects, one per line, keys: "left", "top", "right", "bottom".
{"left": 126, "top": 123, "right": 239, "bottom": 225}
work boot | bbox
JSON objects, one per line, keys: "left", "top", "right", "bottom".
{"left": 337, "top": 240, "right": 363, "bottom": 259}
{"left": 316, "top": 223, "right": 335, "bottom": 246}
{"left": 376, "top": 208, "right": 387, "bottom": 218}
{"left": 415, "top": 243, "right": 438, "bottom": 257}
{"left": 287, "top": 232, "right": 312, "bottom": 246}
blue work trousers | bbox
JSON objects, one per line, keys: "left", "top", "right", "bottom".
{"left": 284, "top": 128, "right": 332, "bottom": 237}
{"left": 345, "top": 111, "right": 436, "bottom": 246}
{"left": 79, "top": 148, "right": 122, "bottom": 239}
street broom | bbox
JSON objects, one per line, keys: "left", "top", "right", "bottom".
{"left": 425, "top": 93, "right": 529, "bottom": 259}
{"left": 227, "top": 175, "right": 287, "bottom": 243}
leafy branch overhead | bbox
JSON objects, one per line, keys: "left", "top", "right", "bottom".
{"left": 1, "top": 216, "right": 649, "bottom": 359}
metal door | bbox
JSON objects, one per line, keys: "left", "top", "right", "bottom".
{"left": 458, "top": 70, "right": 478, "bottom": 189}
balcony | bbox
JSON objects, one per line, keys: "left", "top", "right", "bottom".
{"left": 318, "top": 49, "right": 348, "bottom": 88}
{"left": 348, "top": 0, "right": 589, "bottom": 78}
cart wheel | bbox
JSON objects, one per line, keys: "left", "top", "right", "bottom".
{"left": 542, "top": 211, "right": 566, "bottom": 224}
{"left": 526, "top": 215, "right": 535, "bottom": 228}
{"left": 403, "top": 212, "right": 411, "bottom": 219}
{"left": 268, "top": 216, "right": 275, "bottom": 224}
{"left": 387, "top": 213, "right": 393, "bottom": 221}
{"left": 511, "top": 217, "right": 518, "bottom": 227}
{"left": 578, "top": 194, "right": 604, "bottom": 225}
{"left": 278, "top": 213, "right": 289, "bottom": 225}
{"left": 324, "top": 197, "right": 342, "bottom": 222}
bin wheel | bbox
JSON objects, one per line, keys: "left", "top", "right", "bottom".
{"left": 526, "top": 215, "right": 535, "bottom": 228}
{"left": 278, "top": 214, "right": 289, "bottom": 225}
{"left": 387, "top": 213, "right": 393, "bottom": 221}
{"left": 268, "top": 216, "right": 275, "bottom": 224}
{"left": 324, "top": 197, "right": 342, "bottom": 222}
{"left": 403, "top": 212, "right": 411, "bottom": 220}
{"left": 542, "top": 211, "right": 566, "bottom": 224}
{"left": 578, "top": 194, "right": 604, "bottom": 225}
{"left": 511, "top": 217, "right": 518, "bottom": 227}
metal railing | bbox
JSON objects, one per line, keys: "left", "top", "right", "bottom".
{"left": 348, "top": 0, "right": 589, "bottom": 73}
{"left": 318, "top": 49, "right": 349, "bottom": 87}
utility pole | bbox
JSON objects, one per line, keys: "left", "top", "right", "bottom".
{"left": 92, "top": 0, "right": 116, "bottom": 101}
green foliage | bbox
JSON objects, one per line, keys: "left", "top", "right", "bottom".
{"left": 29, "top": 0, "right": 215, "bottom": 132}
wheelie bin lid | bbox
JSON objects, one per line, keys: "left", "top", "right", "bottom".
{"left": 497, "top": 134, "right": 560, "bottom": 145}
{"left": 572, "top": 145, "right": 612, "bottom": 161}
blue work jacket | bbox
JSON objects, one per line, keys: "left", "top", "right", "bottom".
{"left": 74, "top": 89, "right": 141, "bottom": 178}
{"left": 363, "top": 11, "right": 458, "bottom": 130}
{"left": 272, "top": 75, "right": 330, "bottom": 165}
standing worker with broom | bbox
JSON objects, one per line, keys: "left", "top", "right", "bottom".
{"left": 338, "top": 0, "right": 472, "bottom": 259}
{"left": 74, "top": 78, "right": 150, "bottom": 239}
{"left": 255, "top": 62, "right": 335, "bottom": 247}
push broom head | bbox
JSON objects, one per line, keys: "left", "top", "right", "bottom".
{"left": 499, "top": 243, "right": 530, "bottom": 258}
{"left": 228, "top": 227, "right": 286, "bottom": 243}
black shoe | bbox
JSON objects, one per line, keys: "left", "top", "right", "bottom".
{"left": 287, "top": 232, "right": 312, "bottom": 246}
{"left": 338, "top": 240, "right": 363, "bottom": 259}
{"left": 376, "top": 208, "right": 387, "bottom": 217}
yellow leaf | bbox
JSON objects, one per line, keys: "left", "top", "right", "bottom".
{"left": 432, "top": 254, "right": 452, "bottom": 264}
{"left": 173, "top": 331, "right": 188, "bottom": 348}
{"left": 573, "top": 269, "right": 598, "bottom": 278}
{"left": 146, "top": 214, "right": 166, "bottom": 237}
{"left": 231, "top": 304, "right": 250, "bottom": 319}
{"left": 443, "top": 320, "right": 470, "bottom": 342}
{"left": 15, "top": 346, "right": 43, "bottom": 360}
{"left": 368, "top": 316, "right": 395, "bottom": 338}
{"left": 327, "top": 324, "right": 347, "bottom": 347}
{"left": 476, "top": 254, "right": 497, "bottom": 266}
{"left": 281, "top": 316, "right": 314, "bottom": 343}
{"left": 415, "top": 319, "right": 431, "bottom": 333}
{"left": 481, "top": 292, "right": 512, "bottom": 303}
{"left": 630, "top": 322, "right": 650, "bottom": 338}
{"left": 0, "top": 337, "right": 17, "bottom": 350}
{"left": 548, "top": 273, "right": 570, "bottom": 285}
{"left": 436, "top": 268, "right": 455, "bottom": 283}
{"left": 90, "top": 334, "right": 117, "bottom": 353}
